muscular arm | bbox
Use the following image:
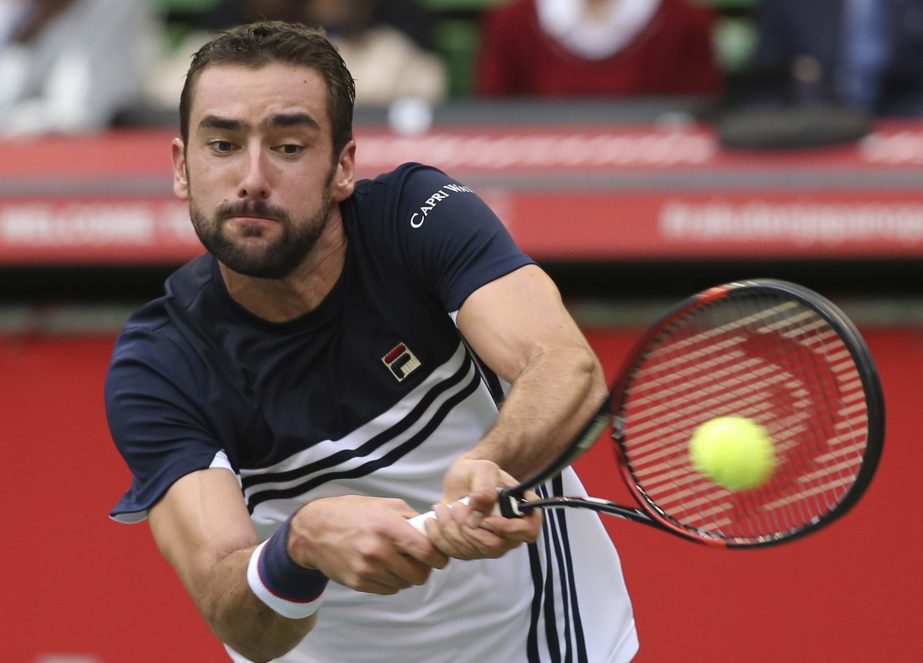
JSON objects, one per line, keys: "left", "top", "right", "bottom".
{"left": 148, "top": 468, "right": 313, "bottom": 662}
{"left": 424, "top": 264, "right": 607, "bottom": 554}
{"left": 149, "top": 469, "right": 449, "bottom": 661}
{"left": 457, "top": 264, "right": 608, "bottom": 480}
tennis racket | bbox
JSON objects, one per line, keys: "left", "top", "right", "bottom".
{"left": 409, "top": 279, "right": 884, "bottom": 548}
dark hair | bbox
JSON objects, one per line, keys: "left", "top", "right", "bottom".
{"left": 179, "top": 21, "right": 356, "bottom": 157}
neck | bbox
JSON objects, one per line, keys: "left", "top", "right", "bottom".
{"left": 219, "top": 209, "right": 347, "bottom": 323}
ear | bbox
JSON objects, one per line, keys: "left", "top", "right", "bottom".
{"left": 171, "top": 137, "right": 189, "bottom": 200}
{"left": 331, "top": 140, "right": 356, "bottom": 202}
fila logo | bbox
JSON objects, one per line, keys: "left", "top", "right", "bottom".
{"left": 381, "top": 343, "right": 421, "bottom": 382}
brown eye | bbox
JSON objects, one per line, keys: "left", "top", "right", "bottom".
{"left": 209, "top": 140, "right": 235, "bottom": 153}
{"left": 277, "top": 144, "right": 304, "bottom": 156}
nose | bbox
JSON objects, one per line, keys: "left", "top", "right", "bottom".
{"left": 238, "top": 147, "right": 270, "bottom": 200}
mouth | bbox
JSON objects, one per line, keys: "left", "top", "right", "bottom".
{"left": 219, "top": 201, "right": 283, "bottom": 223}
{"left": 222, "top": 214, "right": 281, "bottom": 238}
{"left": 226, "top": 214, "right": 278, "bottom": 223}
{"left": 216, "top": 200, "right": 288, "bottom": 238}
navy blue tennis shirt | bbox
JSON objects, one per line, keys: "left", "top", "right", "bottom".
{"left": 104, "top": 162, "right": 640, "bottom": 663}
{"left": 106, "top": 162, "right": 532, "bottom": 523}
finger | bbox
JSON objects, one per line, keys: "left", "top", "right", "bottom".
{"left": 340, "top": 559, "right": 413, "bottom": 594}
{"left": 442, "top": 503, "right": 522, "bottom": 559}
{"left": 426, "top": 503, "right": 488, "bottom": 559}
{"left": 458, "top": 462, "right": 505, "bottom": 524}
{"left": 479, "top": 510, "right": 541, "bottom": 544}
{"left": 395, "top": 526, "right": 450, "bottom": 569}
{"left": 359, "top": 551, "right": 435, "bottom": 592}
{"left": 349, "top": 577, "right": 404, "bottom": 595}
{"left": 435, "top": 501, "right": 474, "bottom": 547}
{"left": 441, "top": 479, "right": 540, "bottom": 550}
{"left": 383, "top": 497, "right": 427, "bottom": 520}
{"left": 385, "top": 555, "right": 434, "bottom": 587}
{"left": 453, "top": 504, "right": 501, "bottom": 539}
{"left": 467, "top": 468, "right": 527, "bottom": 525}
{"left": 455, "top": 489, "right": 501, "bottom": 529}
{"left": 496, "top": 469, "right": 520, "bottom": 488}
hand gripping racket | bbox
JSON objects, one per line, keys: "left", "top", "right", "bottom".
{"left": 409, "top": 279, "right": 885, "bottom": 548}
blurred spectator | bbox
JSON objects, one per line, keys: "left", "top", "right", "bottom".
{"left": 201, "top": 0, "right": 301, "bottom": 26}
{"left": 145, "top": 0, "right": 445, "bottom": 112}
{"left": 0, "top": 0, "right": 157, "bottom": 136}
{"left": 144, "top": 0, "right": 297, "bottom": 113}
{"left": 300, "top": 0, "right": 447, "bottom": 106}
{"left": 475, "top": 0, "right": 722, "bottom": 98}
{"left": 738, "top": 0, "right": 923, "bottom": 117}
{"left": 202, "top": 0, "right": 436, "bottom": 53}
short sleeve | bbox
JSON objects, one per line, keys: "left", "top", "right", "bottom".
{"left": 105, "top": 325, "right": 229, "bottom": 523}
{"left": 387, "top": 164, "right": 534, "bottom": 312}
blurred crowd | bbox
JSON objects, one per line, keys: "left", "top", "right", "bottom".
{"left": 1, "top": 0, "right": 923, "bottom": 138}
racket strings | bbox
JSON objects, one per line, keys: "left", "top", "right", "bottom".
{"left": 619, "top": 292, "right": 870, "bottom": 545}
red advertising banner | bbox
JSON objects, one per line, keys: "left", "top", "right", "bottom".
{"left": 0, "top": 197, "right": 203, "bottom": 264}
{"left": 1, "top": 122, "right": 922, "bottom": 264}
{"left": 494, "top": 191, "right": 923, "bottom": 260}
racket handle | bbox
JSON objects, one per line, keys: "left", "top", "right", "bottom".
{"left": 407, "top": 496, "right": 507, "bottom": 534}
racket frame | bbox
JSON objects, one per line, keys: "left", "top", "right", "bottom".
{"left": 500, "top": 279, "right": 885, "bottom": 548}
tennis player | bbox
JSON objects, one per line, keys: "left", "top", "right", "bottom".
{"left": 106, "top": 21, "right": 637, "bottom": 663}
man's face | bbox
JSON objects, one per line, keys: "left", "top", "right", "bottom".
{"left": 172, "top": 63, "right": 354, "bottom": 279}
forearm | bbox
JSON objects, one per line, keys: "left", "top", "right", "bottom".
{"left": 424, "top": 340, "right": 599, "bottom": 558}
{"left": 149, "top": 471, "right": 319, "bottom": 662}
{"left": 467, "top": 339, "right": 607, "bottom": 480}
{"left": 152, "top": 470, "right": 446, "bottom": 660}
{"left": 192, "top": 547, "right": 317, "bottom": 662}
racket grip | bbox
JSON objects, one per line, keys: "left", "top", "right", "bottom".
{"left": 407, "top": 496, "right": 507, "bottom": 534}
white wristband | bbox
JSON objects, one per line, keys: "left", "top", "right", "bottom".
{"left": 246, "top": 539, "right": 326, "bottom": 619}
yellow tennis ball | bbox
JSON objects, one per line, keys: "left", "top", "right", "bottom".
{"left": 688, "top": 416, "right": 776, "bottom": 491}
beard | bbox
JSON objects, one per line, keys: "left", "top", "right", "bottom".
{"left": 188, "top": 173, "right": 335, "bottom": 280}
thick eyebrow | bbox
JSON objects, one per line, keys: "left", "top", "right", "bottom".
{"left": 197, "top": 112, "right": 321, "bottom": 134}
{"left": 199, "top": 115, "right": 246, "bottom": 132}
{"left": 262, "top": 112, "right": 321, "bottom": 132}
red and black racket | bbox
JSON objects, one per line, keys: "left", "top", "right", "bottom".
{"left": 411, "top": 279, "right": 884, "bottom": 548}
